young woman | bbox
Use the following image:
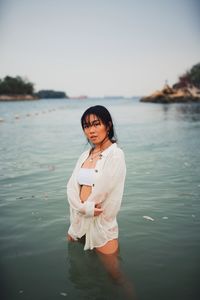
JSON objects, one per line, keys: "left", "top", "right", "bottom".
{"left": 66, "top": 105, "right": 126, "bottom": 255}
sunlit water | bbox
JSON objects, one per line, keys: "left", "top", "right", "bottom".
{"left": 0, "top": 98, "right": 200, "bottom": 300}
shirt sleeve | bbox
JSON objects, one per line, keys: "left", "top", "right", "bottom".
{"left": 105, "top": 149, "right": 126, "bottom": 193}
{"left": 87, "top": 149, "right": 126, "bottom": 218}
{"left": 66, "top": 157, "right": 95, "bottom": 218}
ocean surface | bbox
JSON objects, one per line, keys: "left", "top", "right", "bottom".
{"left": 0, "top": 97, "right": 199, "bottom": 300}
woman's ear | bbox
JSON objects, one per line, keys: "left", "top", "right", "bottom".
{"left": 108, "top": 121, "right": 112, "bottom": 129}
{"left": 107, "top": 122, "right": 112, "bottom": 135}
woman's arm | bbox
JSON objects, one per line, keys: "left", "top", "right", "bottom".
{"left": 66, "top": 151, "right": 96, "bottom": 217}
{"left": 87, "top": 149, "right": 126, "bottom": 217}
{"left": 67, "top": 172, "right": 95, "bottom": 217}
{"left": 67, "top": 148, "right": 126, "bottom": 218}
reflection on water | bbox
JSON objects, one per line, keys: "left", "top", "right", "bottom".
{"left": 161, "top": 103, "right": 200, "bottom": 122}
{"left": 67, "top": 240, "right": 137, "bottom": 300}
{"left": 67, "top": 241, "right": 115, "bottom": 300}
{"left": 175, "top": 103, "right": 200, "bottom": 121}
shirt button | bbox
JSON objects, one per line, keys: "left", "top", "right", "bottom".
{"left": 95, "top": 169, "right": 98, "bottom": 173}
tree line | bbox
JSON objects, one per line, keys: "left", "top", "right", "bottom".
{"left": 0, "top": 76, "right": 68, "bottom": 98}
{"left": 173, "top": 62, "right": 200, "bottom": 89}
{"left": 0, "top": 76, "right": 34, "bottom": 95}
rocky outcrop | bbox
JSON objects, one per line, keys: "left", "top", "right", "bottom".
{"left": 140, "top": 84, "right": 200, "bottom": 103}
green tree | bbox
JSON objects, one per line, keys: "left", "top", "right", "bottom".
{"left": 189, "top": 63, "right": 200, "bottom": 88}
{"left": 173, "top": 62, "right": 200, "bottom": 89}
{"left": 0, "top": 76, "right": 34, "bottom": 95}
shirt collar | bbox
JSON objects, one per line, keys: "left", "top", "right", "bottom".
{"left": 83, "top": 142, "right": 117, "bottom": 161}
{"left": 100, "top": 142, "right": 117, "bottom": 158}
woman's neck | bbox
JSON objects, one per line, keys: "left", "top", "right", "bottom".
{"left": 93, "top": 137, "right": 113, "bottom": 152}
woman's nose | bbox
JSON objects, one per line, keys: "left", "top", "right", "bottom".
{"left": 89, "top": 125, "right": 95, "bottom": 133}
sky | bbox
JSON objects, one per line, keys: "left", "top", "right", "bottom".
{"left": 0, "top": 0, "right": 199, "bottom": 97}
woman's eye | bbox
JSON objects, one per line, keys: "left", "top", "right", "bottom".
{"left": 94, "top": 122, "right": 100, "bottom": 127}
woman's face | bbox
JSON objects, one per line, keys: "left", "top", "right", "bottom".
{"left": 83, "top": 114, "right": 108, "bottom": 145}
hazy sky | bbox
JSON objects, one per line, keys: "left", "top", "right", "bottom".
{"left": 0, "top": 0, "right": 199, "bottom": 97}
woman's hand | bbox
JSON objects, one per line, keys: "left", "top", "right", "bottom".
{"left": 94, "top": 203, "right": 103, "bottom": 216}
{"left": 67, "top": 234, "right": 75, "bottom": 242}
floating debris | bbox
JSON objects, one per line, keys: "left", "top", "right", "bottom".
{"left": 48, "top": 165, "right": 55, "bottom": 171}
{"left": 0, "top": 117, "right": 4, "bottom": 122}
{"left": 143, "top": 216, "right": 154, "bottom": 221}
{"left": 19, "top": 290, "right": 24, "bottom": 294}
{"left": 16, "top": 196, "right": 23, "bottom": 199}
{"left": 60, "top": 292, "right": 67, "bottom": 297}
{"left": 192, "top": 214, "right": 196, "bottom": 218}
{"left": 15, "top": 114, "right": 20, "bottom": 119}
{"left": 162, "top": 216, "right": 168, "bottom": 220}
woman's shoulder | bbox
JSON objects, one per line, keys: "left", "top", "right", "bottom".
{"left": 114, "top": 143, "right": 124, "bottom": 155}
{"left": 110, "top": 143, "right": 125, "bottom": 159}
{"left": 105, "top": 143, "right": 126, "bottom": 170}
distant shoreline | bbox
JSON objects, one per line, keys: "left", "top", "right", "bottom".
{"left": 0, "top": 94, "right": 38, "bottom": 101}
{"left": 140, "top": 85, "right": 200, "bottom": 104}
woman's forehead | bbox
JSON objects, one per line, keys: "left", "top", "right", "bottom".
{"left": 84, "top": 114, "right": 100, "bottom": 124}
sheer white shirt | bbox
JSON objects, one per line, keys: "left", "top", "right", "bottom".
{"left": 66, "top": 142, "right": 126, "bottom": 250}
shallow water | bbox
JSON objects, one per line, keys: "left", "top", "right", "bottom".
{"left": 0, "top": 98, "right": 200, "bottom": 300}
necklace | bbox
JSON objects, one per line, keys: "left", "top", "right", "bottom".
{"left": 88, "top": 150, "right": 102, "bottom": 162}
{"left": 88, "top": 138, "right": 111, "bottom": 162}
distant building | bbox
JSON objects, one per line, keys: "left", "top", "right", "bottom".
{"left": 69, "top": 95, "right": 88, "bottom": 99}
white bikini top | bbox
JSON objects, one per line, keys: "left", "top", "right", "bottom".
{"left": 77, "top": 168, "right": 94, "bottom": 186}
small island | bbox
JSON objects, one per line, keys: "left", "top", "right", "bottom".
{"left": 37, "top": 90, "right": 68, "bottom": 99}
{"left": 140, "top": 63, "right": 200, "bottom": 103}
{"left": 0, "top": 76, "right": 68, "bottom": 101}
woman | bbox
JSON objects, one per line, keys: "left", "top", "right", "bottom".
{"left": 66, "top": 105, "right": 126, "bottom": 255}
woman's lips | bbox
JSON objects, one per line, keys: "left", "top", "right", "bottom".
{"left": 90, "top": 136, "right": 97, "bottom": 139}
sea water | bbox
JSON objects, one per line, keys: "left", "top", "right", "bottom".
{"left": 0, "top": 98, "right": 199, "bottom": 300}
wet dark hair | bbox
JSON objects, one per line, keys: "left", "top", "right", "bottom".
{"left": 81, "top": 105, "right": 117, "bottom": 144}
